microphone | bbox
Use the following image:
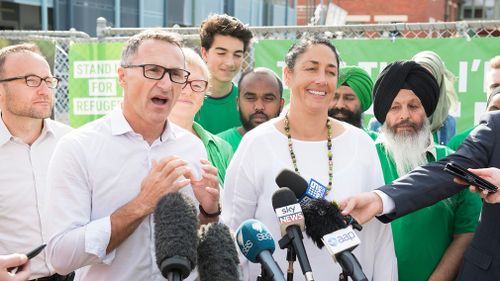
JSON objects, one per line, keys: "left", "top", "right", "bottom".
{"left": 275, "top": 169, "right": 362, "bottom": 231}
{"left": 302, "top": 198, "right": 368, "bottom": 281}
{"left": 275, "top": 169, "right": 326, "bottom": 206}
{"left": 197, "top": 222, "right": 240, "bottom": 281}
{"left": 272, "top": 188, "right": 314, "bottom": 281}
{"left": 154, "top": 192, "right": 198, "bottom": 281}
{"left": 235, "top": 219, "right": 286, "bottom": 281}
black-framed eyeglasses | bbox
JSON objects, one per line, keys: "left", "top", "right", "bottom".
{"left": 0, "top": 75, "right": 60, "bottom": 89}
{"left": 122, "top": 64, "right": 190, "bottom": 84}
{"left": 182, "top": 79, "right": 208, "bottom": 93}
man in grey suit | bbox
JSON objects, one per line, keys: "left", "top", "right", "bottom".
{"left": 341, "top": 110, "right": 500, "bottom": 280}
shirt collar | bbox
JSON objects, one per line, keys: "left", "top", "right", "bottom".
{"left": 41, "top": 118, "right": 55, "bottom": 136}
{"left": 110, "top": 105, "right": 177, "bottom": 142}
{"left": 0, "top": 113, "right": 11, "bottom": 146}
{"left": 0, "top": 112, "right": 54, "bottom": 146}
{"left": 192, "top": 121, "right": 214, "bottom": 146}
{"left": 425, "top": 134, "right": 437, "bottom": 159}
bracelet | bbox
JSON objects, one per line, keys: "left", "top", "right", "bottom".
{"left": 199, "top": 203, "right": 221, "bottom": 218}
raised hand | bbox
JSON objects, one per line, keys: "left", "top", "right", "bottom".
{"left": 187, "top": 159, "right": 220, "bottom": 215}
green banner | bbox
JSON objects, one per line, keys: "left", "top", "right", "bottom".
{"left": 254, "top": 37, "right": 500, "bottom": 132}
{"left": 68, "top": 42, "right": 124, "bottom": 127}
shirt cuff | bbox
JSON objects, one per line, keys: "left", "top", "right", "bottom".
{"left": 85, "top": 216, "right": 115, "bottom": 264}
{"left": 373, "top": 190, "right": 395, "bottom": 215}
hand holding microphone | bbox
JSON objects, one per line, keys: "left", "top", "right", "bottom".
{"left": 276, "top": 169, "right": 362, "bottom": 231}
{"left": 302, "top": 198, "right": 368, "bottom": 281}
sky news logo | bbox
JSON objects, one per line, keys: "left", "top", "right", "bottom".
{"left": 275, "top": 203, "right": 303, "bottom": 225}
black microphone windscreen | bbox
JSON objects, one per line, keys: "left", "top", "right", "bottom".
{"left": 197, "top": 223, "right": 240, "bottom": 281}
{"left": 154, "top": 192, "right": 198, "bottom": 274}
{"left": 302, "top": 199, "right": 348, "bottom": 248}
{"left": 275, "top": 169, "right": 308, "bottom": 198}
{"left": 271, "top": 187, "right": 299, "bottom": 209}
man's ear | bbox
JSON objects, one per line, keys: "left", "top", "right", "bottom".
{"left": 200, "top": 47, "right": 208, "bottom": 62}
{"left": 117, "top": 66, "right": 126, "bottom": 88}
{"left": 236, "top": 96, "right": 240, "bottom": 111}
{"left": 280, "top": 98, "right": 285, "bottom": 111}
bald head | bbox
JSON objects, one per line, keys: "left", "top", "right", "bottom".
{"left": 237, "top": 67, "right": 284, "bottom": 132}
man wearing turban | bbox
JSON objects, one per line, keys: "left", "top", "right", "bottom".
{"left": 369, "top": 51, "right": 460, "bottom": 145}
{"left": 373, "top": 60, "right": 482, "bottom": 281}
{"left": 328, "top": 66, "right": 378, "bottom": 139}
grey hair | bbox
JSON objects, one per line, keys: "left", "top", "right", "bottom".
{"left": 120, "top": 29, "right": 183, "bottom": 65}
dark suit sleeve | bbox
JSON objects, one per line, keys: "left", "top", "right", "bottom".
{"left": 378, "top": 111, "right": 499, "bottom": 222}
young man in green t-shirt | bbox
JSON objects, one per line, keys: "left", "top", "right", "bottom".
{"left": 372, "top": 61, "right": 482, "bottom": 281}
{"left": 196, "top": 14, "right": 253, "bottom": 134}
{"left": 217, "top": 67, "right": 284, "bottom": 152}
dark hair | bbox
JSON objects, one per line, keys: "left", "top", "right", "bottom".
{"left": 199, "top": 14, "right": 253, "bottom": 52}
{"left": 284, "top": 35, "right": 340, "bottom": 71}
{"left": 238, "top": 67, "right": 283, "bottom": 98}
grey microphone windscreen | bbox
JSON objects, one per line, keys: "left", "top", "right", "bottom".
{"left": 197, "top": 222, "right": 240, "bottom": 281}
{"left": 154, "top": 192, "right": 198, "bottom": 278}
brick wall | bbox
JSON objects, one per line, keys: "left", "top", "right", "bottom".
{"left": 296, "top": 0, "right": 459, "bottom": 25}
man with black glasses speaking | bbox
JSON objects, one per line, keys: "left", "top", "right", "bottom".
{"left": 45, "top": 30, "right": 221, "bottom": 281}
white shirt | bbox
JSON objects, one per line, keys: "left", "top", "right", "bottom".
{"left": 45, "top": 107, "right": 207, "bottom": 281}
{"left": 222, "top": 119, "right": 398, "bottom": 281}
{"left": 0, "top": 116, "right": 72, "bottom": 279}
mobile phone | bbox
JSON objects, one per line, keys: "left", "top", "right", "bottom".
{"left": 8, "top": 244, "right": 46, "bottom": 273}
{"left": 444, "top": 162, "right": 498, "bottom": 193}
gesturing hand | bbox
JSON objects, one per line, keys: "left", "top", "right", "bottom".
{"left": 187, "top": 159, "right": 220, "bottom": 215}
{"left": 136, "top": 155, "right": 192, "bottom": 215}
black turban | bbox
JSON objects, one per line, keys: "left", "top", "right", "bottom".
{"left": 373, "top": 60, "right": 439, "bottom": 123}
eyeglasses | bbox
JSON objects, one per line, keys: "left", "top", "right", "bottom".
{"left": 122, "top": 64, "right": 190, "bottom": 84}
{"left": 182, "top": 80, "right": 208, "bottom": 92}
{"left": 0, "top": 75, "right": 60, "bottom": 89}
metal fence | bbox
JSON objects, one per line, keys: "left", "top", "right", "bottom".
{"left": 1, "top": 19, "right": 499, "bottom": 124}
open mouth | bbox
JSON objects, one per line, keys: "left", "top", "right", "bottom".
{"left": 307, "top": 90, "right": 326, "bottom": 96}
{"left": 152, "top": 97, "right": 168, "bottom": 105}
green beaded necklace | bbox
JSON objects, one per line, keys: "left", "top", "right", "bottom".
{"left": 284, "top": 114, "right": 333, "bottom": 194}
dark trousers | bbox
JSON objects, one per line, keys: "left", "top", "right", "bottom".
{"left": 30, "top": 272, "right": 75, "bottom": 281}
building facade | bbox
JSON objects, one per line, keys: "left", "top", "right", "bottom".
{"left": 296, "top": 0, "right": 499, "bottom": 25}
{"left": 0, "top": 0, "right": 296, "bottom": 35}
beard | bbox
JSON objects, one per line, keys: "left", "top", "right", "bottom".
{"left": 240, "top": 111, "right": 270, "bottom": 132}
{"left": 381, "top": 118, "right": 431, "bottom": 176}
{"left": 3, "top": 84, "right": 53, "bottom": 119}
{"left": 328, "top": 107, "right": 363, "bottom": 128}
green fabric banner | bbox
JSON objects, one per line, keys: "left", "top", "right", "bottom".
{"left": 68, "top": 42, "right": 124, "bottom": 127}
{"left": 254, "top": 37, "right": 500, "bottom": 132}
